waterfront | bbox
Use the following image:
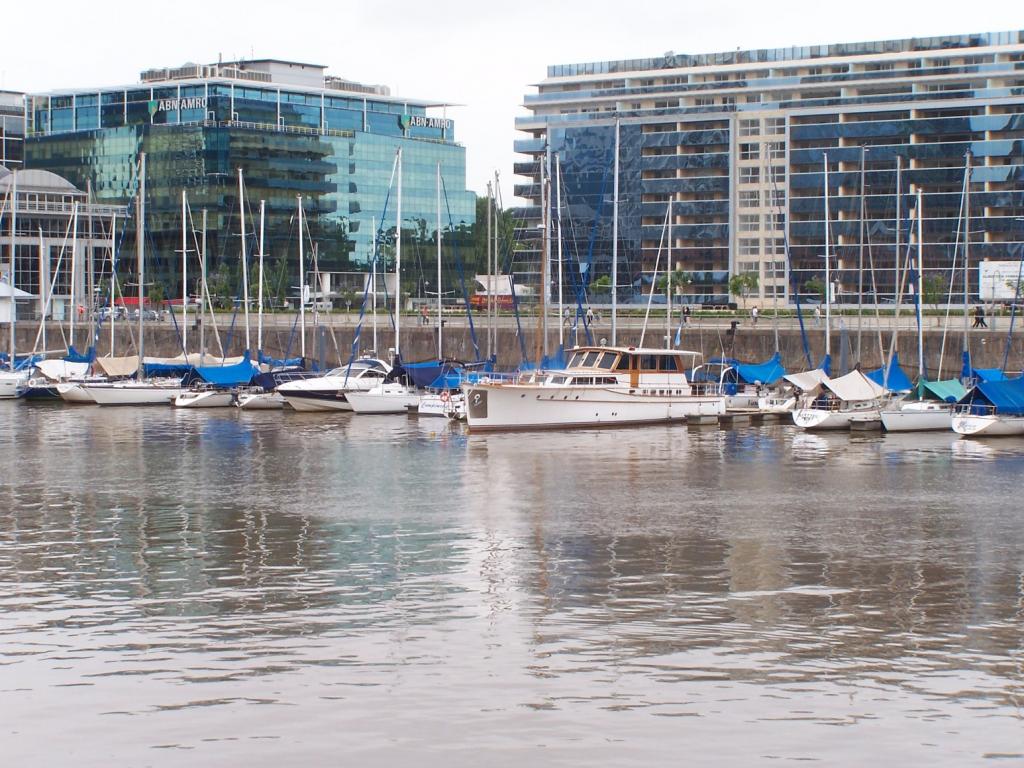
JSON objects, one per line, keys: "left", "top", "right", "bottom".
{"left": 1, "top": 403, "right": 1023, "bottom": 765}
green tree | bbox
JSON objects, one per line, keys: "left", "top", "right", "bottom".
{"left": 590, "top": 274, "right": 612, "bottom": 294}
{"left": 922, "top": 274, "right": 946, "bottom": 311}
{"left": 803, "top": 277, "right": 826, "bottom": 303}
{"left": 728, "top": 271, "right": 759, "bottom": 308}
{"left": 655, "top": 270, "right": 693, "bottom": 293}
{"left": 147, "top": 281, "right": 165, "bottom": 308}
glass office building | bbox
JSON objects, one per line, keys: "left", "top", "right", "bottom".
{"left": 24, "top": 59, "right": 474, "bottom": 298}
{"left": 0, "top": 90, "right": 24, "bottom": 170}
{"left": 517, "top": 31, "right": 1024, "bottom": 306}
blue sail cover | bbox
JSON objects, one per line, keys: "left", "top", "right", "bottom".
{"left": 65, "top": 345, "right": 96, "bottom": 363}
{"left": 0, "top": 353, "right": 44, "bottom": 370}
{"left": 958, "top": 376, "right": 1024, "bottom": 415}
{"left": 143, "top": 361, "right": 193, "bottom": 378}
{"left": 196, "top": 357, "right": 260, "bottom": 387}
{"left": 428, "top": 360, "right": 496, "bottom": 389}
{"left": 404, "top": 360, "right": 448, "bottom": 388}
{"left": 866, "top": 355, "right": 914, "bottom": 392}
{"left": 734, "top": 353, "right": 785, "bottom": 385}
{"left": 259, "top": 351, "right": 303, "bottom": 368}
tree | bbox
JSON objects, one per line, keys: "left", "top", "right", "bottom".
{"left": 590, "top": 274, "right": 612, "bottom": 294}
{"left": 147, "top": 281, "right": 165, "bottom": 308}
{"left": 803, "top": 277, "right": 826, "bottom": 304}
{"left": 922, "top": 274, "right": 946, "bottom": 311}
{"left": 728, "top": 271, "right": 759, "bottom": 309}
{"left": 655, "top": 269, "right": 693, "bottom": 293}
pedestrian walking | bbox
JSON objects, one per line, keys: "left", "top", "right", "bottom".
{"left": 683, "top": 305, "right": 691, "bottom": 326}
{"left": 751, "top": 306, "right": 759, "bottom": 327}
{"left": 586, "top": 306, "right": 595, "bottom": 326}
{"left": 973, "top": 305, "right": 988, "bottom": 329}
{"left": 814, "top": 305, "right": 822, "bottom": 327}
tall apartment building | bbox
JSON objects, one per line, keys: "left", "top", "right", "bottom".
{"left": 23, "top": 59, "right": 475, "bottom": 297}
{"left": 516, "top": 30, "right": 1024, "bottom": 306}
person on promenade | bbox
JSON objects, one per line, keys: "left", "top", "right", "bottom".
{"left": 751, "top": 306, "right": 759, "bottom": 327}
{"left": 683, "top": 305, "right": 691, "bottom": 326}
{"left": 973, "top": 305, "right": 988, "bottom": 329}
{"left": 814, "top": 305, "right": 822, "bottom": 327}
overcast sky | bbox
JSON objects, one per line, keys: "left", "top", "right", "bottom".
{"left": 3, "top": 0, "right": 1021, "bottom": 201}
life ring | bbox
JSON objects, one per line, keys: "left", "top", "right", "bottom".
{"left": 439, "top": 390, "right": 451, "bottom": 403}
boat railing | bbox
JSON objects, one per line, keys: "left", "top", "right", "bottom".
{"left": 954, "top": 403, "right": 998, "bottom": 417}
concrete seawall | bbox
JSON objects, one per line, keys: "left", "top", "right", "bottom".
{"left": 15, "top": 317, "right": 1023, "bottom": 376}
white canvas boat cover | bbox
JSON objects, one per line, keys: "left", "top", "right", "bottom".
{"left": 783, "top": 369, "right": 831, "bottom": 394}
{"left": 35, "top": 359, "right": 91, "bottom": 381}
{"left": 822, "top": 370, "right": 886, "bottom": 402}
{"left": 95, "top": 355, "right": 139, "bottom": 377}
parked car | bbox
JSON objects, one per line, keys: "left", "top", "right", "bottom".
{"left": 131, "top": 309, "right": 162, "bottom": 321}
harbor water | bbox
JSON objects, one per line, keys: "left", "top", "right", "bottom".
{"left": 1, "top": 402, "right": 1023, "bottom": 765}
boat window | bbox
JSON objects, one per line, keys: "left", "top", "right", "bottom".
{"left": 597, "top": 353, "right": 617, "bottom": 370}
{"left": 582, "top": 352, "right": 600, "bottom": 367}
{"left": 551, "top": 375, "right": 568, "bottom": 384}
{"left": 572, "top": 376, "right": 593, "bottom": 385}
{"left": 616, "top": 354, "right": 632, "bottom": 371}
{"left": 661, "top": 356, "right": 679, "bottom": 371}
{"left": 567, "top": 353, "right": 583, "bottom": 368}
{"left": 641, "top": 355, "right": 660, "bottom": 371}
{"left": 600, "top": 377, "right": 617, "bottom": 385}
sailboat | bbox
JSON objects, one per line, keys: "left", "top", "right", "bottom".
{"left": 0, "top": 169, "right": 32, "bottom": 399}
{"left": 348, "top": 148, "right": 420, "bottom": 415}
{"left": 83, "top": 153, "right": 185, "bottom": 406}
{"left": 880, "top": 188, "right": 966, "bottom": 431}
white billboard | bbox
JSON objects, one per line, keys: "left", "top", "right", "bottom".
{"left": 979, "top": 261, "right": 1024, "bottom": 301}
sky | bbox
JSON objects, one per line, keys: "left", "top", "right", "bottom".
{"left": 3, "top": 0, "right": 1022, "bottom": 202}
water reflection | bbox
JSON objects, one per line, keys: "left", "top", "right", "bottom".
{"left": 1, "top": 403, "right": 1023, "bottom": 765}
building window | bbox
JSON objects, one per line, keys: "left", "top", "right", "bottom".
{"left": 765, "top": 117, "right": 785, "bottom": 134}
{"left": 739, "top": 214, "right": 760, "bottom": 232}
{"left": 768, "top": 190, "right": 786, "bottom": 209}
{"left": 739, "top": 239, "right": 760, "bottom": 256}
{"left": 739, "top": 167, "right": 760, "bottom": 184}
{"left": 767, "top": 142, "right": 785, "bottom": 160}
{"left": 739, "top": 119, "right": 759, "bottom": 137}
{"left": 738, "top": 261, "right": 760, "bottom": 273}
{"left": 739, "top": 143, "right": 758, "bottom": 160}
{"left": 739, "top": 190, "right": 760, "bottom": 207}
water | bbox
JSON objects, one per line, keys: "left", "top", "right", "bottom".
{"left": 1, "top": 403, "right": 1023, "bottom": 766}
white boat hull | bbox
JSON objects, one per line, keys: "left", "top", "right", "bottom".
{"left": 235, "top": 392, "right": 285, "bottom": 410}
{"left": 952, "top": 413, "right": 1024, "bottom": 437}
{"left": 85, "top": 381, "right": 184, "bottom": 406}
{"left": 57, "top": 382, "right": 97, "bottom": 404}
{"left": 281, "top": 392, "right": 353, "bottom": 412}
{"left": 417, "top": 392, "right": 464, "bottom": 419}
{"left": 463, "top": 384, "right": 725, "bottom": 431}
{"left": 0, "top": 371, "right": 28, "bottom": 399}
{"left": 346, "top": 387, "right": 420, "bottom": 414}
{"left": 173, "top": 390, "right": 235, "bottom": 408}
{"left": 881, "top": 405, "right": 953, "bottom": 432}
{"left": 793, "top": 407, "right": 880, "bottom": 430}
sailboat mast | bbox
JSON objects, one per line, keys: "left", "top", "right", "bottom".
{"left": 200, "top": 209, "right": 207, "bottom": 358}
{"left": 8, "top": 170, "right": 16, "bottom": 369}
{"left": 485, "top": 181, "right": 493, "bottom": 359}
{"left": 963, "top": 151, "right": 971, "bottom": 355}
{"left": 436, "top": 162, "right": 442, "bottom": 359}
{"left": 297, "top": 195, "right": 306, "bottom": 360}
{"left": 611, "top": 119, "right": 620, "bottom": 346}
{"left": 823, "top": 153, "right": 831, "bottom": 357}
{"left": 258, "top": 200, "right": 265, "bottom": 355}
{"left": 556, "top": 154, "right": 564, "bottom": 349}
{"left": 395, "top": 148, "right": 402, "bottom": 359}
{"left": 109, "top": 212, "right": 116, "bottom": 356}
{"left": 371, "top": 215, "right": 377, "bottom": 353}
{"left": 181, "top": 190, "right": 188, "bottom": 357}
{"left": 237, "top": 169, "right": 251, "bottom": 353}
{"left": 895, "top": 155, "right": 902, "bottom": 309}
{"left": 857, "top": 146, "right": 866, "bottom": 364}
{"left": 666, "top": 200, "right": 672, "bottom": 349}
{"left": 137, "top": 153, "right": 146, "bottom": 369}
{"left": 916, "top": 188, "right": 925, "bottom": 380}
{"left": 70, "top": 202, "right": 77, "bottom": 350}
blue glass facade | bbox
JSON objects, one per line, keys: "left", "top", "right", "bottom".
{"left": 25, "top": 72, "right": 474, "bottom": 295}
